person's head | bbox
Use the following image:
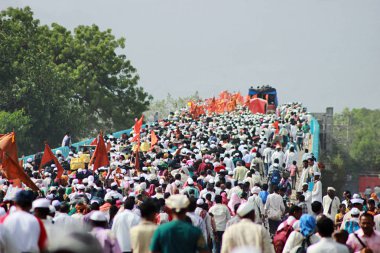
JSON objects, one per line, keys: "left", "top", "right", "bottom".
{"left": 302, "top": 160, "right": 308, "bottom": 168}
{"left": 15, "top": 190, "right": 34, "bottom": 211}
{"left": 124, "top": 196, "right": 135, "bottom": 210}
{"left": 289, "top": 205, "right": 303, "bottom": 220}
{"left": 140, "top": 199, "right": 159, "bottom": 222}
{"left": 307, "top": 158, "right": 314, "bottom": 166}
{"left": 262, "top": 183, "right": 268, "bottom": 191}
{"left": 367, "top": 199, "right": 376, "bottom": 211}
{"left": 166, "top": 194, "right": 190, "bottom": 220}
{"left": 32, "top": 198, "right": 51, "bottom": 215}
{"left": 316, "top": 216, "right": 334, "bottom": 238}
{"left": 299, "top": 214, "right": 316, "bottom": 237}
{"left": 359, "top": 213, "right": 375, "bottom": 236}
{"left": 236, "top": 202, "right": 255, "bottom": 222}
{"left": 343, "top": 190, "right": 351, "bottom": 200}
{"left": 215, "top": 195, "right": 222, "bottom": 204}
{"left": 311, "top": 201, "right": 323, "bottom": 215}
{"left": 272, "top": 185, "right": 279, "bottom": 194}
{"left": 351, "top": 208, "right": 360, "bottom": 218}
{"left": 314, "top": 173, "right": 321, "bottom": 181}
{"left": 339, "top": 204, "right": 346, "bottom": 214}
{"left": 187, "top": 197, "right": 197, "bottom": 212}
{"left": 89, "top": 211, "right": 108, "bottom": 228}
{"left": 327, "top": 187, "right": 336, "bottom": 198}
{"left": 333, "top": 230, "right": 349, "bottom": 245}
{"left": 298, "top": 194, "right": 305, "bottom": 202}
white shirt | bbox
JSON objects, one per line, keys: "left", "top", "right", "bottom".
{"left": 187, "top": 212, "right": 207, "bottom": 241}
{"left": 248, "top": 194, "right": 264, "bottom": 224}
{"left": 104, "top": 190, "right": 123, "bottom": 201}
{"left": 209, "top": 203, "right": 231, "bottom": 232}
{"left": 3, "top": 210, "right": 41, "bottom": 253}
{"left": 307, "top": 237, "right": 349, "bottom": 253}
{"left": 322, "top": 195, "right": 341, "bottom": 222}
{"left": 271, "top": 151, "right": 285, "bottom": 165}
{"left": 303, "top": 190, "right": 312, "bottom": 214}
{"left": 112, "top": 209, "right": 141, "bottom": 252}
{"left": 53, "top": 212, "right": 78, "bottom": 232}
{"left": 312, "top": 180, "right": 322, "bottom": 203}
{"left": 375, "top": 214, "right": 380, "bottom": 231}
{"left": 265, "top": 192, "right": 285, "bottom": 220}
{"left": 283, "top": 230, "right": 320, "bottom": 253}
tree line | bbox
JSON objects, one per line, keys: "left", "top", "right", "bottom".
{"left": 0, "top": 7, "right": 152, "bottom": 155}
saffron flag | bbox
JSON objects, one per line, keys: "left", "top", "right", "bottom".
{"left": 89, "top": 133, "right": 109, "bottom": 171}
{"left": 150, "top": 130, "right": 158, "bottom": 151}
{"left": 39, "top": 143, "right": 64, "bottom": 179}
{"left": 0, "top": 133, "right": 39, "bottom": 191}
{"left": 90, "top": 138, "right": 98, "bottom": 146}
{"left": 131, "top": 115, "right": 144, "bottom": 142}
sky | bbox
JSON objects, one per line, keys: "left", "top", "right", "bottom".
{"left": 1, "top": 0, "right": 380, "bottom": 113}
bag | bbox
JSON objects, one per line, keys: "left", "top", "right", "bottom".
{"left": 271, "top": 169, "right": 281, "bottom": 185}
{"left": 273, "top": 219, "right": 297, "bottom": 253}
{"left": 345, "top": 220, "right": 360, "bottom": 234}
{"left": 292, "top": 234, "right": 311, "bottom": 253}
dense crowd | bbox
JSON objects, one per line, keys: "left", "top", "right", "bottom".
{"left": 0, "top": 103, "right": 380, "bottom": 253}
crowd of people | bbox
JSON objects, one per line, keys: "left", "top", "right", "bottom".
{"left": 0, "top": 102, "right": 380, "bottom": 253}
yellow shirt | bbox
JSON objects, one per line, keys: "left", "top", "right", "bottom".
{"left": 130, "top": 220, "right": 157, "bottom": 253}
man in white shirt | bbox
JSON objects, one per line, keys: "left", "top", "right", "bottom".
{"left": 298, "top": 160, "right": 311, "bottom": 192}
{"left": 222, "top": 202, "right": 275, "bottom": 253}
{"left": 209, "top": 195, "right": 231, "bottom": 253}
{"left": 271, "top": 145, "right": 285, "bottom": 166}
{"left": 112, "top": 196, "right": 141, "bottom": 253}
{"left": 104, "top": 182, "right": 123, "bottom": 201}
{"left": 3, "top": 190, "right": 47, "bottom": 253}
{"left": 308, "top": 216, "right": 349, "bottom": 253}
{"left": 311, "top": 172, "right": 322, "bottom": 203}
{"left": 265, "top": 185, "right": 286, "bottom": 236}
{"left": 262, "top": 143, "right": 273, "bottom": 177}
{"left": 322, "top": 187, "right": 341, "bottom": 222}
{"left": 301, "top": 183, "right": 312, "bottom": 214}
{"left": 187, "top": 198, "right": 207, "bottom": 243}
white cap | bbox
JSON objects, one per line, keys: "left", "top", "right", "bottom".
{"left": 237, "top": 202, "right": 255, "bottom": 217}
{"left": 32, "top": 198, "right": 50, "bottom": 209}
{"left": 351, "top": 198, "right": 364, "bottom": 205}
{"left": 90, "top": 211, "right": 107, "bottom": 222}
{"left": 166, "top": 194, "right": 190, "bottom": 212}
{"left": 350, "top": 207, "right": 360, "bottom": 216}
{"left": 196, "top": 199, "right": 205, "bottom": 205}
{"left": 52, "top": 200, "right": 61, "bottom": 207}
{"left": 327, "top": 187, "right": 335, "bottom": 191}
{"left": 111, "top": 182, "right": 118, "bottom": 187}
{"left": 77, "top": 184, "right": 85, "bottom": 190}
{"left": 273, "top": 163, "right": 279, "bottom": 167}
{"left": 314, "top": 172, "right": 321, "bottom": 176}
{"left": 353, "top": 193, "right": 360, "bottom": 199}
{"left": 251, "top": 186, "right": 261, "bottom": 194}
{"left": 187, "top": 178, "right": 194, "bottom": 185}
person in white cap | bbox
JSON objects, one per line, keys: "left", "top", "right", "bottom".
{"left": 112, "top": 197, "right": 140, "bottom": 253}
{"left": 248, "top": 186, "right": 264, "bottom": 224}
{"left": 150, "top": 194, "right": 208, "bottom": 253}
{"left": 104, "top": 182, "right": 123, "bottom": 201}
{"left": 90, "top": 211, "right": 122, "bottom": 253}
{"left": 222, "top": 202, "right": 275, "bottom": 253}
{"left": 33, "top": 198, "right": 55, "bottom": 239}
{"left": 182, "top": 178, "right": 200, "bottom": 198}
{"left": 311, "top": 172, "right": 322, "bottom": 203}
{"left": 322, "top": 186, "right": 341, "bottom": 222}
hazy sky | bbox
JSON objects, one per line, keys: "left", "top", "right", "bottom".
{"left": 1, "top": 0, "right": 380, "bottom": 112}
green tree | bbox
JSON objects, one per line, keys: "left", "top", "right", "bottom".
{"left": 0, "top": 7, "right": 151, "bottom": 154}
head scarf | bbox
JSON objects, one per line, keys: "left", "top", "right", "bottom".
{"left": 221, "top": 192, "right": 229, "bottom": 205}
{"left": 228, "top": 193, "right": 241, "bottom": 215}
{"left": 299, "top": 214, "right": 316, "bottom": 237}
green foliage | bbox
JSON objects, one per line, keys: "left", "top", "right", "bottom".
{"left": 0, "top": 110, "right": 31, "bottom": 142}
{"left": 0, "top": 7, "right": 152, "bottom": 154}
{"left": 144, "top": 92, "right": 201, "bottom": 121}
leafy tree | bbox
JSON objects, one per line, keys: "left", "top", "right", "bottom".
{"left": 0, "top": 7, "right": 151, "bottom": 154}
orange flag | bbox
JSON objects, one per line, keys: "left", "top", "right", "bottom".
{"left": 0, "top": 133, "right": 39, "bottom": 191}
{"left": 39, "top": 143, "right": 64, "bottom": 179}
{"left": 131, "top": 115, "right": 144, "bottom": 142}
{"left": 90, "top": 138, "right": 98, "bottom": 146}
{"left": 150, "top": 130, "right": 158, "bottom": 151}
{"left": 89, "top": 133, "right": 110, "bottom": 171}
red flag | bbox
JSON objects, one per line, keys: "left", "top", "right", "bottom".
{"left": 90, "top": 138, "right": 98, "bottom": 146}
{"left": 89, "top": 133, "right": 109, "bottom": 171}
{"left": 39, "top": 143, "right": 64, "bottom": 179}
{"left": 0, "top": 133, "right": 39, "bottom": 191}
{"left": 150, "top": 130, "right": 158, "bottom": 151}
{"left": 131, "top": 115, "right": 144, "bottom": 142}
